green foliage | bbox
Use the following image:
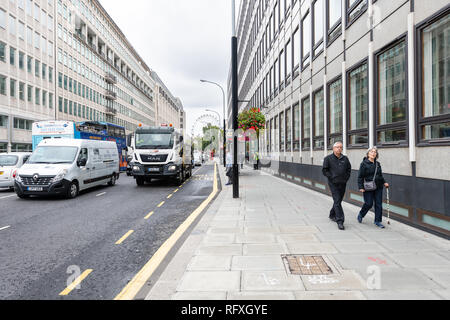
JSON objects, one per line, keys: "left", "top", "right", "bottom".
{"left": 238, "top": 108, "right": 266, "bottom": 133}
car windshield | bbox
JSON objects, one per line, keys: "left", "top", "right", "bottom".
{"left": 0, "top": 155, "right": 19, "bottom": 166}
{"left": 28, "top": 147, "right": 79, "bottom": 164}
{"left": 135, "top": 133, "right": 174, "bottom": 150}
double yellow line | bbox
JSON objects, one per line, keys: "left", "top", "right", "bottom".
{"left": 114, "top": 163, "right": 218, "bottom": 300}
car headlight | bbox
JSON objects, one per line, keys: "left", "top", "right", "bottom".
{"left": 15, "top": 173, "right": 22, "bottom": 183}
{"left": 168, "top": 165, "right": 177, "bottom": 171}
{"left": 51, "top": 169, "right": 68, "bottom": 183}
{"left": 133, "top": 166, "right": 141, "bottom": 172}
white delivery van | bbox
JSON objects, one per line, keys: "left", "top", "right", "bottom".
{"left": 0, "top": 153, "right": 32, "bottom": 190}
{"left": 14, "top": 139, "right": 119, "bottom": 199}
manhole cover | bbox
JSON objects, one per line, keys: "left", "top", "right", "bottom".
{"left": 282, "top": 255, "right": 333, "bottom": 275}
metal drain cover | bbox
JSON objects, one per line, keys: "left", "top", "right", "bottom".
{"left": 282, "top": 255, "right": 333, "bottom": 275}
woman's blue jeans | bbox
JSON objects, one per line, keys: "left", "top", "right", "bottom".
{"left": 359, "top": 187, "right": 384, "bottom": 223}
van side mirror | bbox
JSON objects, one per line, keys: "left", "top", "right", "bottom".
{"left": 77, "top": 158, "right": 87, "bottom": 167}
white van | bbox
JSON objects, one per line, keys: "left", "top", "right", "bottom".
{"left": 14, "top": 139, "right": 119, "bottom": 199}
{"left": 0, "top": 153, "right": 32, "bottom": 190}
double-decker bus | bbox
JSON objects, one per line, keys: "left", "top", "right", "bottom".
{"left": 32, "top": 121, "right": 128, "bottom": 172}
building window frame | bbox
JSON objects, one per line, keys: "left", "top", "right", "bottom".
{"left": 313, "top": 87, "right": 325, "bottom": 150}
{"left": 346, "top": 59, "right": 369, "bottom": 149}
{"left": 374, "top": 36, "right": 409, "bottom": 148}
{"left": 293, "top": 102, "right": 300, "bottom": 151}
{"left": 286, "top": 106, "right": 292, "bottom": 152}
{"left": 416, "top": 8, "right": 450, "bottom": 146}
{"left": 327, "top": 75, "right": 343, "bottom": 149}
{"left": 301, "top": 9, "right": 311, "bottom": 71}
{"left": 301, "top": 96, "right": 311, "bottom": 151}
{"left": 345, "top": 0, "right": 368, "bottom": 28}
{"left": 326, "top": 0, "right": 342, "bottom": 46}
{"left": 312, "top": 0, "right": 324, "bottom": 59}
{"left": 293, "top": 26, "right": 300, "bottom": 79}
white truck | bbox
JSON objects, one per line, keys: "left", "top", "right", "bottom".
{"left": 128, "top": 126, "right": 193, "bottom": 186}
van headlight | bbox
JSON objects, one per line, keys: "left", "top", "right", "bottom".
{"left": 51, "top": 169, "right": 68, "bottom": 183}
{"left": 168, "top": 165, "right": 177, "bottom": 171}
{"left": 133, "top": 165, "right": 141, "bottom": 172}
{"left": 15, "top": 174, "right": 22, "bottom": 183}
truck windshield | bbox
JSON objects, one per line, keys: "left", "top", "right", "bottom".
{"left": 28, "top": 147, "right": 79, "bottom": 164}
{"left": 135, "top": 133, "right": 174, "bottom": 150}
{"left": 0, "top": 155, "right": 18, "bottom": 166}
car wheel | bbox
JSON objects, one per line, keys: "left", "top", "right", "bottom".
{"left": 66, "top": 182, "right": 79, "bottom": 199}
{"left": 136, "top": 177, "right": 145, "bottom": 186}
{"left": 108, "top": 174, "right": 117, "bottom": 186}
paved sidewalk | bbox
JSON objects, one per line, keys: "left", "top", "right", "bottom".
{"left": 145, "top": 160, "right": 450, "bottom": 300}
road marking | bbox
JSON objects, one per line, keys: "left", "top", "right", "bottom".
{"left": 0, "top": 195, "right": 15, "bottom": 200}
{"left": 167, "top": 194, "right": 173, "bottom": 199}
{"left": 115, "top": 162, "right": 219, "bottom": 300}
{"left": 96, "top": 192, "right": 107, "bottom": 197}
{"left": 115, "top": 230, "right": 134, "bottom": 245}
{"left": 173, "top": 189, "right": 179, "bottom": 193}
{"left": 157, "top": 201, "right": 165, "bottom": 208}
{"left": 59, "top": 269, "right": 93, "bottom": 296}
{"left": 144, "top": 211, "right": 154, "bottom": 220}
{"left": 0, "top": 226, "right": 11, "bottom": 231}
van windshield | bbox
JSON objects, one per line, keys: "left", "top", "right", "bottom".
{"left": 28, "top": 147, "right": 79, "bottom": 164}
{"left": 0, "top": 155, "right": 18, "bottom": 166}
{"left": 135, "top": 133, "right": 174, "bottom": 150}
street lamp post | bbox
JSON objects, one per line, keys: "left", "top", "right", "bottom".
{"left": 200, "top": 80, "right": 227, "bottom": 168}
{"left": 205, "top": 108, "right": 222, "bottom": 160}
{"left": 231, "top": 0, "right": 239, "bottom": 199}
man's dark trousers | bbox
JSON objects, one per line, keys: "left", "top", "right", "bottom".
{"left": 328, "top": 183, "right": 347, "bottom": 224}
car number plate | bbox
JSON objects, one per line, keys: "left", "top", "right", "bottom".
{"left": 28, "top": 187, "right": 43, "bottom": 192}
{"left": 148, "top": 168, "right": 160, "bottom": 172}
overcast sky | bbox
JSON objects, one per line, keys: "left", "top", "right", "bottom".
{"left": 99, "top": 0, "right": 240, "bottom": 136}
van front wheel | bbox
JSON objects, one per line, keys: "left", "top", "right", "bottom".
{"left": 66, "top": 182, "right": 79, "bottom": 199}
{"left": 108, "top": 174, "right": 117, "bottom": 186}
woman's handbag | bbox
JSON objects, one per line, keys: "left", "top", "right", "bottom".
{"left": 364, "top": 163, "right": 378, "bottom": 192}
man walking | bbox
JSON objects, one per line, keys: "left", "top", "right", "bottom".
{"left": 322, "top": 142, "right": 352, "bottom": 230}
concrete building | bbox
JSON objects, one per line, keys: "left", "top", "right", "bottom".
{"left": 229, "top": 0, "right": 449, "bottom": 238}
{"left": 151, "top": 70, "right": 184, "bottom": 132}
{"left": 1, "top": 0, "right": 182, "bottom": 153}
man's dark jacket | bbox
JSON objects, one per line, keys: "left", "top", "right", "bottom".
{"left": 322, "top": 154, "right": 352, "bottom": 185}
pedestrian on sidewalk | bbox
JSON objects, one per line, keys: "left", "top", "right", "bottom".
{"left": 253, "top": 151, "right": 260, "bottom": 170}
{"left": 357, "top": 147, "right": 390, "bottom": 229}
{"left": 322, "top": 142, "right": 352, "bottom": 230}
{"left": 238, "top": 151, "right": 245, "bottom": 169}
{"left": 225, "top": 150, "right": 233, "bottom": 185}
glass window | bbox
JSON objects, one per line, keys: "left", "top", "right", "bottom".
{"left": 0, "top": 42, "right": 5, "bottom": 62}
{"left": 328, "top": 78, "right": 343, "bottom": 147}
{"left": 286, "top": 107, "right": 292, "bottom": 152}
{"left": 314, "top": 89, "right": 324, "bottom": 149}
{"left": 302, "top": 11, "right": 311, "bottom": 69}
{"left": 0, "top": 9, "right": 6, "bottom": 29}
{"left": 302, "top": 97, "right": 311, "bottom": 150}
{"left": 348, "top": 63, "right": 368, "bottom": 146}
{"left": 420, "top": 13, "right": 450, "bottom": 142}
{"left": 27, "top": 85, "right": 32, "bottom": 102}
{"left": 313, "top": 0, "right": 324, "bottom": 55}
{"left": 347, "top": 0, "right": 367, "bottom": 25}
{"left": 377, "top": 40, "right": 407, "bottom": 144}
{"left": 18, "top": 51, "right": 24, "bottom": 69}
{"left": 0, "top": 75, "right": 6, "bottom": 95}
{"left": 19, "top": 82, "right": 25, "bottom": 100}
{"left": 9, "top": 15, "right": 16, "bottom": 36}
{"left": 10, "top": 46, "right": 15, "bottom": 65}
{"left": 327, "top": 0, "right": 341, "bottom": 41}
{"left": 35, "top": 88, "right": 40, "bottom": 105}
{"left": 293, "top": 27, "right": 300, "bottom": 75}
{"left": 286, "top": 40, "right": 292, "bottom": 80}
{"left": 10, "top": 79, "right": 16, "bottom": 97}
{"left": 280, "top": 111, "right": 285, "bottom": 152}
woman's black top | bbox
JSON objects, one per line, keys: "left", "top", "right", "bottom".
{"left": 357, "top": 158, "right": 386, "bottom": 190}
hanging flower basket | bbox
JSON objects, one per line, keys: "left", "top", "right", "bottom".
{"left": 238, "top": 108, "right": 265, "bottom": 136}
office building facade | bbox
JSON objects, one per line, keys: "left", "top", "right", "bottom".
{"left": 230, "top": 0, "right": 449, "bottom": 238}
{"left": 1, "top": 0, "right": 180, "bottom": 153}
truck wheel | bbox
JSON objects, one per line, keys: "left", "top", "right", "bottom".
{"left": 136, "top": 177, "right": 145, "bottom": 186}
{"left": 66, "top": 182, "right": 79, "bottom": 199}
{"left": 175, "top": 170, "right": 184, "bottom": 185}
{"left": 108, "top": 174, "right": 117, "bottom": 186}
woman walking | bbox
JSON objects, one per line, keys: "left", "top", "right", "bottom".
{"left": 357, "top": 147, "right": 389, "bottom": 229}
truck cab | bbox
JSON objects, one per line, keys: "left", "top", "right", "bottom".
{"left": 129, "top": 126, "right": 192, "bottom": 186}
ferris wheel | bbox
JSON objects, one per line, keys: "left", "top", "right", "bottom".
{"left": 191, "top": 114, "right": 220, "bottom": 138}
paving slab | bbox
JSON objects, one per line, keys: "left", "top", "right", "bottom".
{"left": 235, "top": 233, "right": 278, "bottom": 244}
{"left": 207, "top": 227, "right": 244, "bottom": 234}
{"left": 334, "top": 242, "right": 390, "bottom": 254}
{"left": 316, "top": 232, "right": 366, "bottom": 242}
{"left": 354, "top": 267, "right": 442, "bottom": 290}
{"left": 195, "top": 244, "right": 243, "bottom": 256}
{"left": 376, "top": 240, "right": 439, "bottom": 253}
{"left": 386, "top": 252, "right": 450, "bottom": 268}
{"left": 177, "top": 271, "right": 241, "bottom": 292}
{"left": 187, "top": 256, "right": 232, "bottom": 271}
{"left": 278, "top": 225, "right": 320, "bottom": 234}
{"left": 243, "top": 244, "right": 289, "bottom": 256}
{"left": 241, "top": 271, "right": 305, "bottom": 291}
{"left": 294, "top": 291, "right": 367, "bottom": 300}
{"left": 203, "top": 234, "right": 236, "bottom": 244}
{"left": 418, "top": 268, "right": 450, "bottom": 288}
{"left": 244, "top": 227, "right": 280, "bottom": 234}
{"left": 172, "top": 292, "right": 227, "bottom": 300}
{"left": 356, "top": 231, "right": 410, "bottom": 241}
{"left": 301, "top": 270, "right": 367, "bottom": 291}
{"left": 434, "top": 290, "right": 450, "bottom": 300}
{"left": 363, "top": 290, "right": 443, "bottom": 300}
{"left": 227, "top": 291, "right": 296, "bottom": 300}
{"left": 286, "top": 242, "right": 339, "bottom": 255}
{"left": 231, "top": 256, "right": 285, "bottom": 271}
{"left": 277, "top": 233, "right": 318, "bottom": 243}
{"left": 332, "top": 253, "right": 400, "bottom": 270}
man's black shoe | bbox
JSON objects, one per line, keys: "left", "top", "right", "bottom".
{"left": 338, "top": 223, "right": 345, "bottom": 231}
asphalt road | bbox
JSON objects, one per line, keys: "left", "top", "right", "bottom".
{"left": 0, "top": 163, "right": 215, "bottom": 300}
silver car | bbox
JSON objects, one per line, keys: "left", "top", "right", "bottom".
{"left": 0, "top": 153, "right": 32, "bottom": 190}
